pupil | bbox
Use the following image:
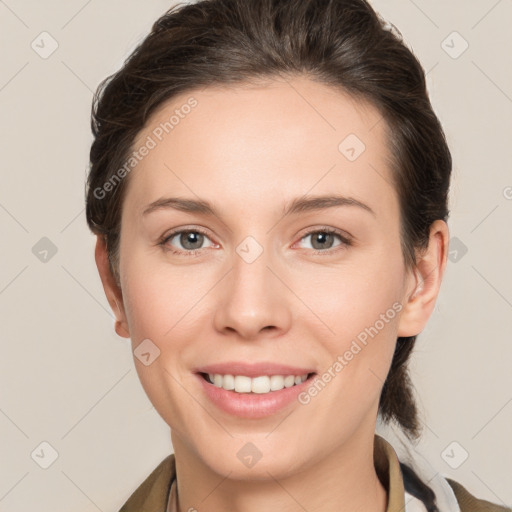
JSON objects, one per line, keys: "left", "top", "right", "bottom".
{"left": 182, "top": 232, "right": 202, "bottom": 249}
{"left": 313, "top": 232, "right": 332, "bottom": 249}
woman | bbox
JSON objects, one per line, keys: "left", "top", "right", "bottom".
{"left": 85, "top": 0, "right": 509, "bottom": 511}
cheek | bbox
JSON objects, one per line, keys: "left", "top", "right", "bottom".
{"left": 304, "top": 245, "right": 405, "bottom": 390}
{"left": 120, "top": 255, "right": 199, "bottom": 430}
{"left": 300, "top": 290, "right": 400, "bottom": 434}
{"left": 120, "top": 249, "right": 202, "bottom": 340}
{"left": 306, "top": 250, "right": 404, "bottom": 341}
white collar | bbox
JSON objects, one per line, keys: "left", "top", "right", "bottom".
{"left": 376, "top": 417, "right": 461, "bottom": 512}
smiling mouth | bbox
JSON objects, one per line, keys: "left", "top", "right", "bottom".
{"left": 199, "top": 372, "right": 317, "bottom": 394}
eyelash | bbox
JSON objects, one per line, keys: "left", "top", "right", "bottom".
{"left": 157, "top": 226, "right": 352, "bottom": 257}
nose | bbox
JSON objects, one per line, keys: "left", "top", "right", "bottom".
{"left": 212, "top": 241, "right": 292, "bottom": 341}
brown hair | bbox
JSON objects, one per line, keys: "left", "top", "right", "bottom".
{"left": 85, "top": 0, "right": 451, "bottom": 446}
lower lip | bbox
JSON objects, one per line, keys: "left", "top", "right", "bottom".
{"left": 195, "top": 373, "right": 316, "bottom": 419}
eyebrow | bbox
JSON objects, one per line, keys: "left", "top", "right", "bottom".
{"left": 142, "top": 194, "right": 376, "bottom": 218}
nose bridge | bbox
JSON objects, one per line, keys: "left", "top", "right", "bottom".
{"left": 234, "top": 234, "right": 272, "bottom": 293}
{"left": 213, "top": 234, "right": 291, "bottom": 338}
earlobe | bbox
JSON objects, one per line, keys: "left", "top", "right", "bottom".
{"left": 397, "top": 220, "right": 449, "bottom": 337}
{"left": 94, "top": 235, "right": 130, "bottom": 338}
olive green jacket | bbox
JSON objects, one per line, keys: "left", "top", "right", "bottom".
{"left": 119, "top": 435, "right": 510, "bottom": 511}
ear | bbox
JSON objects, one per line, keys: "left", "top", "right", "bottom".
{"left": 94, "top": 235, "right": 130, "bottom": 338}
{"left": 397, "top": 220, "right": 449, "bottom": 337}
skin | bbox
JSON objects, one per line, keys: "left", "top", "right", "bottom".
{"left": 95, "top": 75, "right": 449, "bottom": 512}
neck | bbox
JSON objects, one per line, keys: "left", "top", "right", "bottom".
{"left": 171, "top": 428, "right": 388, "bottom": 512}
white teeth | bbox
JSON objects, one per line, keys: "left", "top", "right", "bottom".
{"left": 222, "top": 374, "right": 235, "bottom": 390}
{"left": 284, "top": 375, "right": 295, "bottom": 388}
{"left": 251, "top": 376, "right": 270, "bottom": 394}
{"left": 234, "top": 375, "right": 252, "bottom": 393}
{"left": 270, "top": 375, "right": 285, "bottom": 390}
{"left": 206, "top": 373, "right": 310, "bottom": 393}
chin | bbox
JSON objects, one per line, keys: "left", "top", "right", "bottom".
{"left": 194, "top": 438, "right": 310, "bottom": 481}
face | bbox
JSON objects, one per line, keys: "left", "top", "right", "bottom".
{"left": 105, "top": 76, "right": 425, "bottom": 479}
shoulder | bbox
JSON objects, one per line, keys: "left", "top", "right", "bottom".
{"left": 446, "top": 478, "right": 511, "bottom": 512}
{"left": 118, "top": 453, "right": 176, "bottom": 511}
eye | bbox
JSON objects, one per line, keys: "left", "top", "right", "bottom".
{"left": 158, "top": 228, "right": 216, "bottom": 255}
{"left": 295, "top": 228, "right": 352, "bottom": 254}
{"left": 157, "top": 226, "right": 352, "bottom": 256}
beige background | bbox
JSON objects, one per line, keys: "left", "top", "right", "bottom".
{"left": 1, "top": 0, "right": 511, "bottom": 510}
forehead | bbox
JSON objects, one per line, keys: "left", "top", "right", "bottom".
{"left": 125, "top": 75, "right": 397, "bottom": 222}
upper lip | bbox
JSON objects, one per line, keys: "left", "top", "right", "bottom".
{"left": 193, "top": 361, "right": 317, "bottom": 378}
